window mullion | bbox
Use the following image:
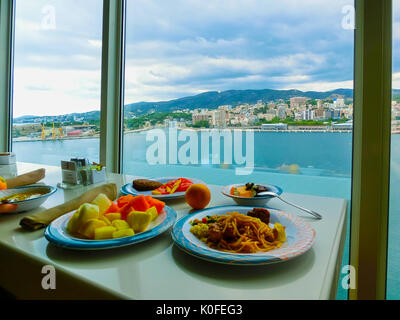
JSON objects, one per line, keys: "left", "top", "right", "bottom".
{"left": 0, "top": 0, "right": 15, "bottom": 152}
{"left": 350, "top": 0, "right": 392, "bottom": 300}
{"left": 100, "top": 0, "right": 126, "bottom": 173}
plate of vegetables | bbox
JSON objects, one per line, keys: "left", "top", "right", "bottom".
{"left": 221, "top": 183, "right": 283, "bottom": 206}
{"left": 121, "top": 177, "right": 206, "bottom": 200}
{"left": 44, "top": 193, "right": 177, "bottom": 250}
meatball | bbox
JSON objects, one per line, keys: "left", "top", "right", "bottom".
{"left": 223, "top": 221, "right": 237, "bottom": 239}
{"left": 247, "top": 208, "right": 270, "bottom": 224}
{"left": 208, "top": 223, "right": 223, "bottom": 243}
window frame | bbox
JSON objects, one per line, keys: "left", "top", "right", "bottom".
{"left": 0, "top": 0, "right": 15, "bottom": 153}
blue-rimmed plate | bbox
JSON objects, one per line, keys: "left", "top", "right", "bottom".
{"left": 172, "top": 205, "right": 315, "bottom": 265}
{"left": 44, "top": 206, "right": 177, "bottom": 250}
{"left": 121, "top": 177, "right": 206, "bottom": 200}
{"left": 0, "top": 185, "right": 57, "bottom": 213}
{"left": 221, "top": 183, "right": 283, "bottom": 206}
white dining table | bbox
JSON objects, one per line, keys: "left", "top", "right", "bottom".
{"left": 0, "top": 162, "right": 348, "bottom": 300}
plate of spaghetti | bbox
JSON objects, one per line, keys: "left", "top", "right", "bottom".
{"left": 171, "top": 206, "right": 316, "bottom": 265}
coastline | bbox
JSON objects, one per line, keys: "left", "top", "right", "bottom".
{"left": 13, "top": 125, "right": 399, "bottom": 143}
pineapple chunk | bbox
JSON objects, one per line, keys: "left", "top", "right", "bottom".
{"left": 99, "top": 214, "right": 112, "bottom": 226}
{"left": 79, "top": 219, "right": 107, "bottom": 239}
{"left": 67, "top": 205, "right": 85, "bottom": 233}
{"left": 112, "top": 219, "right": 130, "bottom": 230}
{"left": 67, "top": 213, "right": 80, "bottom": 234}
{"left": 104, "top": 212, "right": 121, "bottom": 222}
{"left": 67, "top": 203, "right": 99, "bottom": 234}
{"left": 94, "top": 226, "right": 117, "bottom": 240}
{"left": 112, "top": 228, "right": 135, "bottom": 239}
{"left": 127, "top": 210, "right": 152, "bottom": 233}
{"left": 146, "top": 206, "right": 158, "bottom": 222}
{"left": 90, "top": 193, "right": 112, "bottom": 215}
{"left": 77, "top": 203, "right": 100, "bottom": 223}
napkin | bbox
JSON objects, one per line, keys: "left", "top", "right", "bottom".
{"left": 19, "top": 183, "right": 117, "bottom": 231}
{"left": 6, "top": 168, "right": 46, "bottom": 189}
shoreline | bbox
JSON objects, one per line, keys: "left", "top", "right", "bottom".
{"left": 12, "top": 126, "right": 399, "bottom": 142}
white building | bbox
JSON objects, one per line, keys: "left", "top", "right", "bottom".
{"left": 277, "top": 104, "right": 288, "bottom": 119}
{"left": 258, "top": 113, "right": 276, "bottom": 121}
{"left": 290, "top": 97, "right": 310, "bottom": 108}
{"left": 211, "top": 109, "right": 227, "bottom": 127}
{"left": 335, "top": 98, "right": 345, "bottom": 108}
{"left": 302, "top": 109, "right": 315, "bottom": 120}
{"left": 192, "top": 111, "right": 210, "bottom": 124}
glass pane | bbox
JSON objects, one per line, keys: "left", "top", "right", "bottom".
{"left": 387, "top": 0, "right": 400, "bottom": 300}
{"left": 123, "top": 0, "right": 354, "bottom": 299}
{"left": 12, "top": 0, "right": 103, "bottom": 166}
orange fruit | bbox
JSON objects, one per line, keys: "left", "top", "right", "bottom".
{"left": 185, "top": 184, "right": 211, "bottom": 210}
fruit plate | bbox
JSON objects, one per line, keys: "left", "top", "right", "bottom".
{"left": 121, "top": 177, "right": 206, "bottom": 200}
{"left": 44, "top": 205, "right": 177, "bottom": 250}
{"left": 172, "top": 205, "right": 316, "bottom": 266}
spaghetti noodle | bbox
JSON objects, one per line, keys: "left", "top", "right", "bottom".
{"left": 190, "top": 211, "right": 286, "bottom": 254}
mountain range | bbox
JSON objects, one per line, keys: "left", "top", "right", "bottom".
{"left": 124, "top": 88, "right": 354, "bottom": 114}
{"left": 13, "top": 87, "right": 400, "bottom": 122}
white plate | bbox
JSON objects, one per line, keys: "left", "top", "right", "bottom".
{"left": 45, "top": 205, "right": 177, "bottom": 250}
{"left": 221, "top": 183, "right": 283, "bottom": 206}
{"left": 121, "top": 177, "right": 206, "bottom": 200}
{"left": 172, "top": 205, "right": 315, "bottom": 265}
{"left": 0, "top": 185, "right": 57, "bottom": 213}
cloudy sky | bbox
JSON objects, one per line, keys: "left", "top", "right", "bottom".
{"left": 12, "top": 0, "right": 400, "bottom": 117}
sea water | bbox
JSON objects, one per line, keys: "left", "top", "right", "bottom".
{"left": 11, "top": 130, "right": 400, "bottom": 299}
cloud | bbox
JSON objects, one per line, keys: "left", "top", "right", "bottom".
{"left": 13, "top": 67, "right": 101, "bottom": 117}
{"left": 13, "top": 0, "right": 360, "bottom": 116}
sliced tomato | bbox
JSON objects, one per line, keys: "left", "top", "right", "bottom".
{"left": 0, "top": 204, "right": 17, "bottom": 213}
{"left": 153, "top": 178, "right": 193, "bottom": 194}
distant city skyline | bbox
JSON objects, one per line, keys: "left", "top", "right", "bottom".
{"left": 11, "top": 0, "right": 400, "bottom": 118}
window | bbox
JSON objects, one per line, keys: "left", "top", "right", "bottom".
{"left": 122, "top": 0, "right": 354, "bottom": 298}
{"left": 12, "top": 0, "right": 103, "bottom": 166}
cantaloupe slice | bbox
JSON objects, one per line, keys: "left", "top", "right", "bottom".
{"left": 130, "top": 195, "right": 151, "bottom": 212}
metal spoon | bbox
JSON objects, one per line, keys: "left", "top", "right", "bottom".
{"left": 257, "top": 191, "right": 323, "bottom": 220}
